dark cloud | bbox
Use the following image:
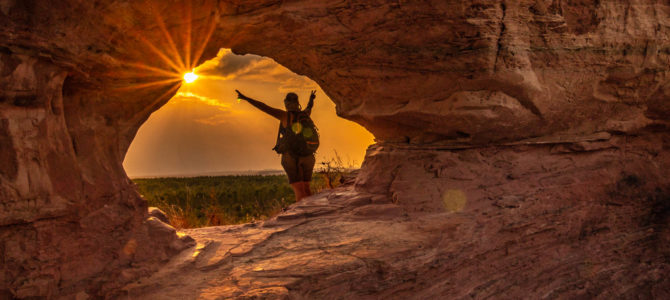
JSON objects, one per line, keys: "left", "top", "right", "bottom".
{"left": 216, "top": 50, "right": 264, "bottom": 76}
{"left": 195, "top": 48, "right": 318, "bottom": 92}
{"left": 278, "top": 77, "right": 316, "bottom": 93}
{"left": 198, "top": 49, "right": 264, "bottom": 77}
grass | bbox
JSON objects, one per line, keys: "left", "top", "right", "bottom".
{"left": 134, "top": 151, "right": 357, "bottom": 229}
{"left": 134, "top": 173, "right": 350, "bottom": 229}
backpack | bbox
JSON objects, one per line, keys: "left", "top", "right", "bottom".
{"left": 272, "top": 111, "right": 319, "bottom": 156}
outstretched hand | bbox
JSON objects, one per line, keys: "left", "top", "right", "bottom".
{"left": 309, "top": 90, "right": 317, "bottom": 101}
{"left": 235, "top": 89, "right": 250, "bottom": 101}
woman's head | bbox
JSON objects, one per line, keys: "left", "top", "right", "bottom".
{"left": 284, "top": 92, "right": 301, "bottom": 111}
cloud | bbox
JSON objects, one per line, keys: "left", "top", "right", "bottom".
{"left": 278, "top": 76, "right": 316, "bottom": 93}
{"left": 171, "top": 91, "right": 237, "bottom": 126}
{"left": 193, "top": 114, "right": 232, "bottom": 126}
{"left": 173, "top": 91, "right": 231, "bottom": 111}
{"left": 196, "top": 48, "right": 318, "bottom": 92}
{"left": 196, "top": 49, "right": 264, "bottom": 77}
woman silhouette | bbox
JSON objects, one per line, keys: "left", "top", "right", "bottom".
{"left": 235, "top": 89, "right": 317, "bottom": 202}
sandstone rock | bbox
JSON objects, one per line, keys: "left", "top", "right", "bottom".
{"left": 148, "top": 207, "right": 170, "bottom": 224}
{"left": 1, "top": 0, "right": 669, "bottom": 298}
{"left": 118, "top": 175, "right": 670, "bottom": 299}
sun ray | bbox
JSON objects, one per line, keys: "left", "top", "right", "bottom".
{"left": 128, "top": 82, "right": 182, "bottom": 125}
{"left": 150, "top": 4, "right": 186, "bottom": 71}
{"left": 196, "top": 74, "right": 235, "bottom": 81}
{"left": 112, "top": 78, "right": 182, "bottom": 91}
{"left": 108, "top": 0, "right": 221, "bottom": 99}
{"left": 133, "top": 33, "right": 184, "bottom": 73}
{"left": 184, "top": 1, "right": 192, "bottom": 69}
{"left": 110, "top": 72, "right": 176, "bottom": 82}
{"left": 118, "top": 61, "right": 183, "bottom": 78}
{"left": 152, "top": 82, "right": 182, "bottom": 104}
{"left": 191, "top": 13, "right": 218, "bottom": 70}
{"left": 99, "top": 69, "right": 176, "bottom": 82}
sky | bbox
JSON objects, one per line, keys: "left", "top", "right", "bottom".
{"left": 122, "top": 49, "right": 375, "bottom": 178}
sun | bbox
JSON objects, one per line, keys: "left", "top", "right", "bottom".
{"left": 110, "top": 1, "right": 219, "bottom": 95}
{"left": 183, "top": 71, "right": 198, "bottom": 83}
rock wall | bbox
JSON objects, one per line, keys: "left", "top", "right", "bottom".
{"left": 1, "top": 0, "right": 669, "bottom": 298}
{"left": 0, "top": 49, "right": 193, "bottom": 298}
{"left": 216, "top": 0, "right": 670, "bottom": 144}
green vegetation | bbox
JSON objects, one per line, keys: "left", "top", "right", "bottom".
{"left": 134, "top": 151, "right": 357, "bottom": 229}
{"left": 134, "top": 174, "right": 324, "bottom": 228}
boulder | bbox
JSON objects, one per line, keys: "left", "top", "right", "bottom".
{"left": 148, "top": 207, "right": 170, "bottom": 224}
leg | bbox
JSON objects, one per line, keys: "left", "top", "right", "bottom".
{"left": 281, "top": 153, "right": 302, "bottom": 202}
{"left": 297, "top": 154, "right": 316, "bottom": 199}
{"left": 291, "top": 182, "right": 305, "bottom": 201}
{"left": 302, "top": 181, "right": 312, "bottom": 197}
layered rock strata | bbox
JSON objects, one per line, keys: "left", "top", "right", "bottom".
{"left": 1, "top": 0, "right": 669, "bottom": 298}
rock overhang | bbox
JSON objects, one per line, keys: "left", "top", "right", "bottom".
{"left": 5, "top": 1, "right": 669, "bottom": 146}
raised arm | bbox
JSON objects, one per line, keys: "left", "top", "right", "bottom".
{"left": 304, "top": 90, "right": 316, "bottom": 115}
{"left": 236, "top": 90, "right": 285, "bottom": 120}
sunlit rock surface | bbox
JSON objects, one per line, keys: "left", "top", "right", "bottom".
{"left": 120, "top": 163, "right": 670, "bottom": 299}
{"left": 1, "top": 0, "right": 669, "bottom": 298}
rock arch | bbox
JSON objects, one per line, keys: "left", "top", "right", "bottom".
{"left": 1, "top": 0, "right": 669, "bottom": 298}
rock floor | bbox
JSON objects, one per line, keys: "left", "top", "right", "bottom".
{"left": 117, "top": 182, "right": 670, "bottom": 299}
{"left": 120, "top": 188, "right": 434, "bottom": 299}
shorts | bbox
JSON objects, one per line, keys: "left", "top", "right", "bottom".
{"left": 281, "top": 153, "right": 315, "bottom": 184}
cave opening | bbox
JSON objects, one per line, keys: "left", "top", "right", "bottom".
{"left": 122, "top": 48, "right": 374, "bottom": 228}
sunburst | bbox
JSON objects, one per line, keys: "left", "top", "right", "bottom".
{"left": 183, "top": 70, "right": 198, "bottom": 83}
{"left": 112, "top": 1, "right": 218, "bottom": 91}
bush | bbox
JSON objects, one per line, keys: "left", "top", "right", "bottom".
{"left": 314, "top": 150, "right": 358, "bottom": 193}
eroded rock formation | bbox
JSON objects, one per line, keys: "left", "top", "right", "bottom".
{"left": 1, "top": 0, "right": 669, "bottom": 298}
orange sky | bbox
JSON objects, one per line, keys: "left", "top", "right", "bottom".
{"left": 123, "top": 49, "right": 374, "bottom": 178}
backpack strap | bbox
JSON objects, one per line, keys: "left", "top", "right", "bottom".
{"left": 272, "top": 111, "right": 296, "bottom": 153}
{"left": 273, "top": 112, "right": 288, "bottom": 153}
{"left": 272, "top": 123, "right": 281, "bottom": 153}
